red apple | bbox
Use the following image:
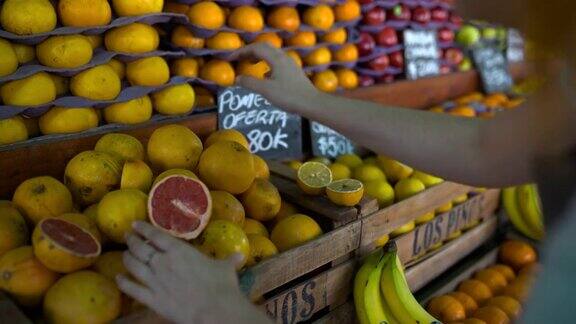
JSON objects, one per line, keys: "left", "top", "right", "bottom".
{"left": 357, "top": 32, "right": 376, "bottom": 56}
{"left": 412, "top": 7, "right": 431, "bottom": 24}
{"left": 377, "top": 74, "right": 395, "bottom": 84}
{"left": 450, "top": 14, "right": 463, "bottom": 26}
{"left": 389, "top": 4, "right": 411, "bottom": 21}
{"left": 438, "top": 28, "right": 455, "bottom": 42}
{"left": 363, "top": 7, "right": 386, "bottom": 26}
{"left": 444, "top": 48, "right": 464, "bottom": 65}
{"left": 376, "top": 27, "right": 398, "bottom": 47}
{"left": 431, "top": 8, "right": 449, "bottom": 21}
{"left": 359, "top": 75, "right": 375, "bottom": 87}
{"left": 389, "top": 51, "right": 404, "bottom": 68}
{"left": 357, "top": 0, "right": 372, "bottom": 4}
{"left": 440, "top": 63, "right": 452, "bottom": 75}
{"left": 368, "top": 54, "right": 390, "bottom": 71}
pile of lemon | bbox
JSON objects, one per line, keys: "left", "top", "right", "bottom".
{"left": 165, "top": 0, "right": 362, "bottom": 92}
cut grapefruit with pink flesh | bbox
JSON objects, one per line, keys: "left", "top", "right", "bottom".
{"left": 148, "top": 175, "right": 212, "bottom": 239}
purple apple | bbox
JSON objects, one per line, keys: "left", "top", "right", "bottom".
{"left": 363, "top": 7, "right": 386, "bottom": 26}
{"left": 368, "top": 54, "right": 390, "bottom": 71}
{"left": 359, "top": 75, "right": 376, "bottom": 87}
{"left": 389, "top": 51, "right": 404, "bottom": 68}
{"left": 376, "top": 27, "right": 398, "bottom": 47}
{"left": 412, "top": 7, "right": 431, "bottom": 24}
{"left": 357, "top": 32, "right": 376, "bottom": 56}
{"left": 431, "top": 8, "right": 449, "bottom": 21}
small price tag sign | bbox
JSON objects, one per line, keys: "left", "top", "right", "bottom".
{"left": 310, "top": 122, "right": 355, "bottom": 158}
{"left": 403, "top": 29, "right": 441, "bottom": 80}
{"left": 218, "top": 87, "right": 303, "bottom": 160}
{"left": 507, "top": 28, "right": 525, "bottom": 63}
{"left": 472, "top": 45, "right": 513, "bottom": 94}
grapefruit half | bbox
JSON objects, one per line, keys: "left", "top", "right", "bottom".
{"left": 148, "top": 175, "right": 212, "bottom": 239}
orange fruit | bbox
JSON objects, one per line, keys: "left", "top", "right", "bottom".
{"left": 187, "top": 2, "right": 225, "bottom": 29}
{"left": 1, "top": 0, "right": 57, "bottom": 35}
{"left": 171, "top": 58, "right": 201, "bottom": 78}
{"left": 499, "top": 240, "right": 537, "bottom": 271}
{"left": 271, "top": 214, "right": 323, "bottom": 252}
{"left": 312, "top": 70, "right": 339, "bottom": 92}
{"left": 457, "top": 279, "right": 493, "bottom": 305}
{"left": 253, "top": 32, "right": 283, "bottom": 48}
{"left": 97, "top": 189, "right": 148, "bottom": 244}
{"left": 303, "top": 5, "right": 334, "bottom": 30}
{"left": 105, "top": 23, "right": 159, "bottom": 54}
{"left": 126, "top": 56, "right": 170, "bottom": 86}
{"left": 96, "top": 133, "right": 145, "bottom": 163}
{"left": 246, "top": 234, "right": 278, "bottom": 267}
{"left": 58, "top": 0, "right": 111, "bottom": 27}
{"left": 243, "top": 218, "right": 269, "bottom": 238}
{"left": 518, "top": 263, "right": 540, "bottom": 280}
{"left": 195, "top": 220, "right": 250, "bottom": 270}
{"left": 13, "top": 176, "right": 74, "bottom": 225}
{"left": 104, "top": 96, "right": 153, "bottom": 125}
{"left": 305, "top": 47, "right": 332, "bottom": 66}
{"left": 121, "top": 160, "right": 153, "bottom": 193}
{"left": 240, "top": 179, "right": 281, "bottom": 222}
{"left": 267, "top": 6, "right": 300, "bottom": 32}
{"left": 237, "top": 60, "right": 270, "bottom": 80}
{"left": 333, "top": 43, "right": 358, "bottom": 62}
{"left": 485, "top": 296, "right": 522, "bottom": 319}
{"left": 93, "top": 251, "right": 127, "bottom": 281}
{"left": 0, "top": 203, "right": 28, "bottom": 257}
{"left": 449, "top": 106, "right": 477, "bottom": 118}
{"left": 474, "top": 268, "right": 508, "bottom": 295}
{"left": 253, "top": 154, "right": 270, "bottom": 180}
{"left": 106, "top": 59, "right": 126, "bottom": 79}
{"left": 427, "top": 295, "right": 466, "bottom": 323}
{"left": 147, "top": 124, "right": 203, "bottom": 172}
{"left": 206, "top": 32, "right": 244, "bottom": 50}
{"left": 112, "top": 0, "right": 163, "bottom": 16}
{"left": 334, "top": 0, "right": 361, "bottom": 21}
{"left": 164, "top": 2, "right": 189, "bottom": 14}
{"left": 502, "top": 278, "right": 531, "bottom": 302}
{"left": 194, "top": 86, "right": 215, "bottom": 107}
{"left": 448, "top": 292, "right": 478, "bottom": 316}
{"left": 56, "top": 213, "right": 102, "bottom": 245}
{"left": 286, "top": 50, "right": 303, "bottom": 67}
{"left": 153, "top": 169, "right": 198, "bottom": 187}
{"left": 321, "top": 28, "right": 347, "bottom": 44}
{"left": 0, "top": 246, "right": 59, "bottom": 307}
{"left": 488, "top": 264, "right": 516, "bottom": 282}
{"left": 204, "top": 129, "right": 250, "bottom": 149}
{"left": 335, "top": 68, "right": 358, "bottom": 90}
{"left": 210, "top": 190, "right": 245, "bottom": 226}
{"left": 228, "top": 6, "right": 264, "bottom": 32}
{"left": 171, "top": 25, "right": 205, "bottom": 49}
{"left": 472, "top": 306, "right": 510, "bottom": 324}
{"left": 274, "top": 200, "right": 298, "bottom": 224}
{"left": 286, "top": 31, "right": 317, "bottom": 47}
{"left": 200, "top": 59, "right": 235, "bottom": 86}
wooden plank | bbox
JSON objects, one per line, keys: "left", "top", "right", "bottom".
{"left": 0, "top": 113, "right": 217, "bottom": 199}
{"left": 268, "top": 160, "right": 297, "bottom": 181}
{"left": 313, "top": 301, "right": 356, "bottom": 324}
{"left": 405, "top": 216, "right": 499, "bottom": 292}
{"left": 113, "top": 309, "right": 170, "bottom": 324}
{"left": 0, "top": 293, "right": 32, "bottom": 324}
{"left": 262, "top": 261, "right": 356, "bottom": 324}
{"left": 341, "top": 63, "right": 528, "bottom": 109}
{"left": 360, "top": 182, "right": 472, "bottom": 248}
{"left": 239, "top": 221, "right": 362, "bottom": 300}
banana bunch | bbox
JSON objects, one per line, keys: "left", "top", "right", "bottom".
{"left": 503, "top": 184, "right": 545, "bottom": 241}
{"left": 354, "top": 246, "right": 440, "bottom": 324}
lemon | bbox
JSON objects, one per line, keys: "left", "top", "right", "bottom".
{"left": 374, "top": 234, "right": 389, "bottom": 247}
{"left": 152, "top": 84, "right": 195, "bottom": 115}
{"left": 308, "top": 157, "right": 331, "bottom": 166}
{"left": 94, "top": 133, "right": 145, "bottom": 162}
{"left": 246, "top": 234, "right": 278, "bottom": 267}
{"left": 243, "top": 218, "right": 269, "bottom": 238}
{"left": 121, "top": 160, "right": 153, "bottom": 193}
{"left": 0, "top": 116, "right": 28, "bottom": 145}
{"left": 363, "top": 156, "right": 377, "bottom": 165}
{"left": 105, "top": 23, "right": 159, "bottom": 54}
{"left": 97, "top": 189, "right": 148, "bottom": 243}
{"left": 446, "top": 230, "right": 462, "bottom": 241}
{"left": 394, "top": 178, "right": 426, "bottom": 200}
{"left": 415, "top": 211, "right": 435, "bottom": 225}
{"left": 453, "top": 194, "right": 468, "bottom": 205}
{"left": 126, "top": 56, "right": 169, "bottom": 87}
{"left": 390, "top": 221, "right": 415, "bottom": 237}
{"left": 286, "top": 160, "right": 302, "bottom": 171}
{"left": 106, "top": 59, "right": 125, "bottom": 80}
{"left": 297, "top": 162, "right": 332, "bottom": 195}
{"left": 270, "top": 214, "right": 323, "bottom": 252}
{"left": 0, "top": 0, "right": 57, "bottom": 35}
{"left": 353, "top": 164, "right": 386, "bottom": 183}
{"left": 326, "top": 179, "right": 364, "bottom": 207}
{"left": 377, "top": 156, "right": 413, "bottom": 182}
{"left": 0, "top": 39, "right": 18, "bottom": 77}
{"left": 50, "top": 75, "right": 69, "bottom": 96}
{"left": 364, "top": 180, "right": 394, "bottom": 208}
{"left": 104, "top": 95, "right": 153, "bottom": 125}
{"left": 11, "top": 43, "right": 35, "bottom": 64}
{"left": 39, "top": 107, "right": 98, "bottom": 135}
{"left": 1, "top": 72, "right": 56, "bottom": 106}
{"left": 411, "top": 170, "right": 443, "bottom": 188}
{"left": 436, "top": 201, "right": 453, "bottom": 214}
{"left": 36, "top": 35, "right": 93, "bottom": 68}
{"left": 112, "top": 0, "right": 163, "bottom": 16}
{"left": 329, "top": 163, "right": 351, "bottom": 181}
{"left": 148, "top": 124, "right": 203, "bottom": 171}
{"left": 71, "top": 65, "right": 121, "bottom": 100}
{"left": 335, "top": 154, "right": 363, "bottom": 169}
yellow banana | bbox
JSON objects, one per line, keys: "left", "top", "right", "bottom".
{"left": 364, "top": 254, "right": 391, "bottom": 324}
{"left": 380, "top": 293, "right": 401, "bottom": 324}
{"left": 381, "top": 251, "right": 440, "bottom": 324}
{"left": 503, "top": 187, "right": 541, "bottom": 240}
{"left": 517, "top": 184, "right": 545, "bottom": 240}
{"left": 354, "top": 250, "right": 383, "bottom": 324}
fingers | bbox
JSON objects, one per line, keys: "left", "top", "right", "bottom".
{"left": 132, "top": 221, "right": 180, "bottom": 252}
{"left": 116, "top": 274, "right": 154, "bottom": 307}
{"left": 126, "top": 233, "right": 159, "bottom": 264}
{"left": 229, "top": 43, "right": 287, "bottom": 71}
{"left": 123, "top": 252, "right": 158, "bottom": 290}
{"left": 236, "top": 75, "right": 271, "bottom": 95}
{"left": 225, "top": 252, "right": 246, "bottom": 270}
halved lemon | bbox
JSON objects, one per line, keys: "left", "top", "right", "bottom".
{"left": 326, "top": 179, "right": 364, "bottom": 207}
{"left": 297, "top": 162, "right": 332, "bottom": 195}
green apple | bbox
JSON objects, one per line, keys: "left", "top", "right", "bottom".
{"left": 459, "top": 58, "right": 473, "bottom": 72}
{"left": 456, "top": 25, "right": 481, "bottom": 47}
{"left": 483, "top": 27, "right": 498, "bottom": 40}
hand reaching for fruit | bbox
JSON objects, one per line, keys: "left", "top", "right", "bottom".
{"left": 117, "top": 221, "right": 270, "bottom": 324}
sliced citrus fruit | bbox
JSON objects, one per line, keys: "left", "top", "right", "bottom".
{"left": 148, "top": 175, "right": 212, "bottom": 239}
{"left": 326, "top": 179, "right": 364, "bottom": 207}
{"left": 297, "top": 162, "right": 333, "bottom": 195}
{"left": 153, "top": 169, "right": 198, "bottom": 186}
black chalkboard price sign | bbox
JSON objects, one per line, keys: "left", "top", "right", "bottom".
{"left": 472, "top": 45, "right": 513, "bottom": 94}
{"left": 310, "top": 122, "right": 355, "bottom": 158}
{"left": 403, "top": 29, "right": 441, "bottom": 80}
{"left": 218, "top": 86, "right": 303, "bottom": 160}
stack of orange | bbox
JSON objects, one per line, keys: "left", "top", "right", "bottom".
{"left": 427, "top": 240, "right": 539, "bottom": 324}
{"left": 429, "top": 91, "right": 525, "bottom": 119}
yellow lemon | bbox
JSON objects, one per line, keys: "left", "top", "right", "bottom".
{"left": 246, "top": 234, "right": 278, "bottom": 267}
{"left": 70, "top": 65, "right": 121, "bottom": 100}
{"left": 106, "top": 59, "right": 125, "bottom": 80}
{"left": 271, "top": 214, "right": 323, "bottom": 252}
{"left": 374, "top": 234, "right": 389, "bottom": 247}
{"left": 195, "top": 220, "right": 250, "bottom": 270}
{"left": 0, "top": 39, "right": 18, "bottom": 77}
{"left": 243, "top": 218, "right": 269, "bottom": 238}
{"left": 36, "top": 35, "right": 93, "bottom": 68}
{"left": 364, "top": 180, "right": 395, "bottom": 208}
{"left": 436, "top": 201, "right": 453, "bottom": 214}
{"left": 412, "top": 170, "right": 443, "bottom": 188}
{"left": 353, "top": 164, "right": 386, "bottom": 183}
{"left": 97, "top": 189, "right": 148, "bottom": 243}
{"left": 105, "top": 23, "right": 159, "bottom": 53}
{"left": 287, "top": 160, "right": 303, "bottom": 171}
{"left": 50, "top": 75, "right": 69, "bottom": 96}
{"left": 112, "top": 0, "right": 163, "bottom": 16}
{"left": 204, "top": 129, "right": 250, "bottom": 150}
{"left": 39, "top": 107, "right": 98, "bottom": 135}
{"left": 104, "top": 95, "right": 153, "bottom": 125}
{"left": 253, "top": 154, "right": 270, "bottom": 180}
{"left": 126, "top": 56, "right": 169, "bottom": 86}
{"left": 1, "top": 72, "right": 56, "bottom": 106}
{"left": 390, "top": 221, "right": 415, "bottom": 237}
{"left": 329, "top": 163, "right": 351, "bottom": 181}
{"left": 152, "top": 83, "right": 196, "bottom": 115}
{"left": 94, "top": 133, "right": 145, "bottom": 162}
{"left": 58, "top": 0, "right": 112, "bottom": 27}
{"left": 121, "top": 160, "right": 153, "bottom": 193}
{"left": 453, "top": 194, "right": 468, "bottom": 205}
{"left": 240, "top": 179, "right": 281, "bottom": 222}
{"left": 326, "top": 179, "right": 364, "bottom": 207}
{"left": 0, "top": 116, "right": 28, "bottom": 145}
{"left": 171, "top": 58, "right": 200, "bottom": 78}
{"left": 395, "top": 177, "right": 426, "bottom": 200}
{"left": 335, "top": 154, "right": 363, "bottom": 169}
{"left": 187, "top": 2, "right": 225, "bottom": 30}
{"left": 308, "top": 157, "right": 331, "bottom": 166}
{"left": 415, "top": 211, "right": 435, "bottom": 225}
{"left": 11, "top": 43, "right": 35, "bottom": 64}
{"left": 147, "top": 124, "right": 203, "bottom": 171}
{"left": 377, "top": 156, "right": 413, "bottom": 182}
{"left": 297, "top": 162, "right": 333, "bottom": 195}
{"left": 0, "top": 0, "right": 57, "bottom": 35}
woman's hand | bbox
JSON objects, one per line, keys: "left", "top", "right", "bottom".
{"left": 117, "top": 221, "right": 270, "bottom": 324}
{"left": 230, "top": 43, "right": 320, "bottom": 112}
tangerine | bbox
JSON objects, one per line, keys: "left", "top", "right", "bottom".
{"left": 172, "top": 58, "right": 201, "bottom": 78}
{"left": 427, "top": 295, "right": 466, "bottom": 323}
{"left": 237, "top": 60, "right": 270, "bottom": 80}
{"left": 312, "top": 70, "right": 339, "bottom": 92}
{"left": 171, "top": 25, "right": 205, "bottom": 49}
{"left": 206, "top": 32, "right": 243, "bottom": 50}
{"left": 305, "top": 47, "right": 332, "bottom": 66}
{"left": 499, "top": 240, "right": 537, "bottom": 270}
{"left": 321, "top": 28, "right": 347, "bottom": 44}
{"left": 457, "top": 279, "right": 493, "bottom": 304}
{"left": 228, "top": 6, "right": 264, "bottom": 32}
{"left": 286, "top": 31, "right": 317, "bottom": 47}
{"left": 303, "top": 5, "right": 334, "bottom": 30}
{"left": 334, "top": 0, "right": 361, "bottom": 21}
{"left": 253, "top": 32, "right": 283, "bottom": 48}
{"left": 267, "top": 6, "right": 300, "bottom": 32}
{"left": 335, "top": 68, "right": 358, "bottom": 90}
{"left": 200, "top": 59, "right": 235, "bottom": 86}
{"left": 187, "top": 2, "right": 225, "bottom": 30}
